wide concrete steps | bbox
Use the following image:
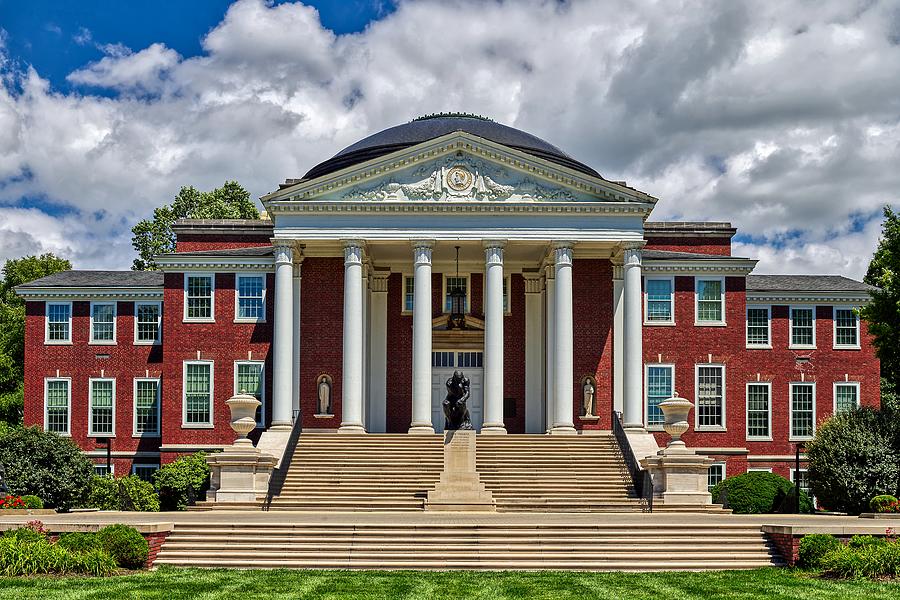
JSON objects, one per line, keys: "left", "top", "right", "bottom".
{"left": 154, "top": 522, "right": 781, "bottom": 571}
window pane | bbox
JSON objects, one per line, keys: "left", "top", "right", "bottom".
{"left": 647, "top": 366, "right": 672, "bottom": 427}
{"left": 835, "top": 309, "right": 858, "bottom": 346}
{"left": 708, "top": 464, "right": 724, "bottom": 492}
{"left": 46, "top": 380, "right": 69, "bottom": 433}
{"left": 697, "top": 280, "right": 723, "bottom": 322}
{"left": 237, "top": 363, "right": 263, "bottom": 424}
{"left": 185, "top": 363, "right": 211, "bottom": 424}
{"left": 136, "top": 304, "right": 160, "bottom": 342}
{"left": 135, "top": 380, "right": 159, "bottom": 434}
{"left": 238, "top": 276, "right": 264, "bottom": 320}
{"left": 404, "top": 277, "right": 414, "bottom": 311}
{"left": 747, "top": 308, "right": 769, "bottom": 345}
{"left": 791, "top": 384, "right": 814, "bottom": 438}
{"left": 697, "top": 366, "right": 724, "bottom": 427}
{"left": 503, "top": 277, "right": 509, "bottom": 312}
{"left": 445, "top": 276, "right": 468, "bottom": 312}
{"left": 48, "top": 304, "right": 71, "bottom": 341}
{"left": 187, "top": 276, "right": 212, "bottom": 319}
{"left": 747, "top": 384, "right": 770, "bottom": 438}
{"left": 91, "top": 304, "right": 115, "bottom": 341}
{"left": 646, "top": 279, "right": 672, "bottom": 321}
{"left": 133, "top": 465, "right": 158, "bottom": 482}
{"left": 835, "top": 384, "right": 858, "bottom": 413}
{"left": 791, "top": 309, "right": 814, "bottom": 346}
{"left": 90, "top": 380, "right": 114, "bottom": 435}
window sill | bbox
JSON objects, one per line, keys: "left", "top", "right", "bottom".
{"left": 746, "top": 436, "right": 773, "bottom": 442}
{"left": 694, "top": 321, "right": 727, "bottom": 327}
{"left": 132, "top": 433, "right": 161, "bottom": 439}
{"left": 833, "top": 345, "right": 861, "bottom": 351}
{"left": 746, "top": 344, "right": 772, "bottom": 350}
{"left": 89, "top": 433, "right": 116, "bottom": 438}
{"left": 644, "top": 321, "right": 676, "bottom": 327}
{"left": 46, "top": 431, "right": 71, "bottom": 437}
{"left": 646, "top": 426, "right": 664, "bottom": 432}
{"left": 183, "top": 319, "right": 215, "bottom": 324}
{"left": 133, "top": 340, "right": 161, "bottom": 346}
{"left": 181, "top": 424, "right": 214, "bottom": 429}
{"left": 789, "top": 436, "right": 814, "bottom": 442}
{"left": 695, "top": 427, "right": 727, "bottom": 433}
{"left": 88, "top": 341, "right": 117, "bottom": 346}
{"left": 44, "top": 341, "right": 73, "bottom": 346}
{"left": 233, "top": 319, "right": 267, "bottom": 324}
{"left": 789, "top": 345, "right": 816, "bottom": 350}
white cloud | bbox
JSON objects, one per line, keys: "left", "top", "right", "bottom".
{"left": 0, "top": 0, "right": 898, "bottom": 277}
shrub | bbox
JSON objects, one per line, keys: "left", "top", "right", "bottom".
{"left": 2, "top": 525, "right": 46, "bottom": 543}
{"left": 798, "top": 534, "right": 842, "bottom": 569}
{"left": 0, "top": 529, "right": 116, "bottom": 576}
{"left": 806, "top": 406, "right": 900, "bottom": 514}
{"left": 870, "top": 494, "right": 900, "bottom": 513}
{"left": 154, "top": 452, "right": 210, "bottom": 511}
{"left": 710, "top": 471, "right": 813, "bottom": 514}
{"left": 0, "top": 494, "right": 26, "bottom": 509}
{"left": 848, "top": 535, "right": 886, "bottom": 549}
{"left": 22, "top": 495, "right": 43, "bottom": 509}
{"left": 87, "top": 475, "right": 160, "bottom": 512}
{"left": 96, "top": 524, "right": 148, "bottom": 569}
{"left": 820, "top": 539, "right": 900, "bottom": 579}
{"left": 0, "top": 425, "right": 92, "bottom": 510}
{"left": 57, "top": 532, "right": 102, "bottom": 554}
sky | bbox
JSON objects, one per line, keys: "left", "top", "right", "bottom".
{"left": 0, "top": 0, "right": 898, "bottom": 277}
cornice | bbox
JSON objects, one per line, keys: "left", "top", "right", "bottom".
{"left": 266, "top": 200, "right": 653, "bottom": 217}
{"left": 746, "top": 292, "right": 871, "bottom": 304}
{"left": 642, "top": 259, "right": 757, "bottom": 276}
{"left": 155, "top": 258, "right": 275, "bottom": 271}
{"left": 17, "top": 287, "right": 163, "bottom": 300}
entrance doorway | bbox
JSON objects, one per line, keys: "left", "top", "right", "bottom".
{"left": 431, "top": 350, "right": 484, "bottom": 433}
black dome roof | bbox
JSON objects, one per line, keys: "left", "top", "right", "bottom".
{"left": 302, "top": 114, "right": 601, "bottom": 180}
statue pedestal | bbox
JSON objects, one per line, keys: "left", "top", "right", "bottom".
{"left": 640, "top": 445, "right": 714, "bottom": 506}
{"left": 426, "top": 430, "right": 495, "bottom": 512}
{"left": 206, "top": 441, "right": 278, "bottom": 503}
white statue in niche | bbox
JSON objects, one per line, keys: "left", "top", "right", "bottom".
{"left": 317, "top": 376, "right": 332, "bottom": 415}
{"left": 583, "top": 378, "right": 595, "bottom": 417}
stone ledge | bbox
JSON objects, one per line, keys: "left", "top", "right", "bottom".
{"left": 0, "top": 521, "right": 174, "bottom": 534}
{"left": 761, "top": 522, "right": 900, "bottom": 536}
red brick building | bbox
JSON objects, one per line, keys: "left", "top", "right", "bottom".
{"left": 16, "top": 115, "right": 878, "bottom": 493}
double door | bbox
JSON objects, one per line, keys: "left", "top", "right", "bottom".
{"left": 431, "top": 350, "right": 484, "bottom": 433}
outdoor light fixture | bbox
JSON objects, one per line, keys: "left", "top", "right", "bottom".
{"left": 448, "top": 245, "right": 466, "bottom": 330}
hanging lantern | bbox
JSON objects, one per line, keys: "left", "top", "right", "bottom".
{"left": 448, "top": 246, "right": 466, "bottom": 330}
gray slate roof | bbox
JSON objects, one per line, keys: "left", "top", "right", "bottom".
{"left": 746, "top": 275, "right": 874, "bottom": 293}
{"left": 644, "top": 221, "right": 735, "bottom": 232}
{"left": 16, "top": 270, "right": 163, "bottom": 289}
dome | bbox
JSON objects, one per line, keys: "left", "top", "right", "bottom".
{"left": 302, "top": 113, "right": 601, "bottom": 180}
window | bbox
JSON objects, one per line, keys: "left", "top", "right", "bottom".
{"left": 185, "top": 274, "right": 214, "bottom": 321}
{"left": 746, "top": 306, "right": 770, "bottom": 347}
{"left": 134, "top": 379, "right": 160, "bottom": 436}
{"left": 790, "top": 307, "right": 815, "bottom": 348}
{"left": 834, "top": 382, "right": 860, "bottom": 414}
{"left": 646, "top": 365, "right": 674, "bottom": 428}
{"left": 93, "top": 464, "right": 113, "bottom": 477}
{"left": 503, "top": 275, "right": 510, "bottom": 313}
{"left": 791, "top": 469, "right": 812, "bottom": 501}
{"left": 44, "top": 378, "right": 70, "bottom": 435}
{"left": 790, "top": 383, "right": 815, "bottom": 439}
{"left": 236, "top": 275, "right": 265, "bottom": 321}
{"left": 132, "top": 464, "right": 159, "bottom": 482}
{"left": 236, "top": 362, "right": 264, "bottom": 426}
{"left": 89, "top": 379, "right": 115, "bottom": 436}
{"left": 444, "top": 275, "right": 469, "bottom": 313}
{"left": 90, "top": 302, "right": 116, "bottom": 343}
{"left": 432, "top": 351, "right": 454, "bottom": 367}
{"left": 695, "top": 278, "right": 725, "bottom": 324}
{"left": 184, "top": 362, "right": 213, "bottom": 426}
{"left": 708, "top": 463, "right": 725, "bottom": 492}
{"left": 403, "top": 276, "right": 414, "bottom": 312}
{"left": 135, "top": 302, "right": 161, "bottom": 344}
{"left": 645, "top": 278, "right": 674, "bottom": 323}
{"left": 456, "top": 352, "right": 483, "bottom": 368}
{"left": 746, "top": 383, "right": 771, "bottom": 439}
{"left": 696, "top": 365, "right": 725, "bottom": 429}
{"left": 833, "top": 308, "right": 859, "bottom": 348}
{"left": 46, "top": 302, "right": 72, "bottom": 343}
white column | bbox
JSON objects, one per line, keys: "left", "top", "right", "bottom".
{"left": 368, "top": 271, "right": 389, "bottom": 433}
{"left": 543, "top": 265, "right": 555, "bottom": 432}
{"left": 551, "top": 243, "right": 576, "bottom": 435}
{"left": 622, "top": 244, "right": 644, "bottom": 429}
{"left": 339, "top": 240, "right": 365, "bottom": 433}
{"left": 361, "top": 262, "right": 369, "bottom": 428}
{"left": 612, "top": 264, "right": 624, "bottom": 415}
{"left": 291, "top": 259, "right": 302, "bottom": 421}
{"left": 409, "top": 240, "right": 435, "bottom": 434}
{"left": 524, "top": 272, "right": 544, "bottom": 433}
{"left": 482, "top": 241, "right": 507, "bottom": 434}
{"left": 271, "top": 240, "right": 294, "bottom": 429}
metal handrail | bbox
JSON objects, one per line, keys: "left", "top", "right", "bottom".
{"left": 612, "top": 411, "right": 653, "bottom": 512}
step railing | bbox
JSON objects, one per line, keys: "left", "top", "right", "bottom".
{"left": 612, "top": 411, "right": 653, "bottom": 512}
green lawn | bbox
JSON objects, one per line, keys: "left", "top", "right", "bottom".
{"left": 1, "top": 568, "right": 898, "bottom": 599}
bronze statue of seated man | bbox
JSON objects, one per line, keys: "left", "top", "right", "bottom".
{"left": 442, "top": 370, "right": 473, "bottom": 430}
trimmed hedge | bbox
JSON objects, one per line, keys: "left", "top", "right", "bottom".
{"left": 154, "top": 452, "right": 210, "bottom": 511}
{"left": 57, "top": 532, "right": 102, "bottom": 554}
{"left": 798, "top": 534, "right": 842, "bottom": 569}
{"left": 870, "top": 494, "right": 900, "bottom": 513}
{"left": 22, "top": 495, "right": 44, "bottom": 509}
{"left": 87, "top": 475, "right": 160, "bottom": 512}
{"left": 821, "top": 538, "right": 900, "bottom": 579}
{"left": 96, "top": 524, "right": 148, "bottom": 569}
{"left": 0, "top": 526, "right": 116, "bottom": 576}
{"left": 710, "top": 471, "right": 813, "bottom": 514}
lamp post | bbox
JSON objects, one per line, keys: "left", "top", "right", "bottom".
{"left": 795, "top": 443, "right": 803, "bottom": 514}
{"left": 448, "top": 245, "right": 466, "bottom": 330}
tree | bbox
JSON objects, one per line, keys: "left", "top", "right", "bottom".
{"left": 0, "top": 254, "right": 71, "bottom": 425}
{"left": 861, "top": 206, "right": 900, "bottom": 386}
{"left": 131, "top": 181, "right": 259, "bottom": 270}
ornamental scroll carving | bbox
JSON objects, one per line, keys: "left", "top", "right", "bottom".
{"left": 338, "top": 156, "right": 579, "bottom": 202}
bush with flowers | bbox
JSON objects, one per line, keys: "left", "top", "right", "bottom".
{"left": 0, "top": 495, "right": 25, "bottom": 509}
{"left": 871, "top": 494, "right": 900, "bottom": 513}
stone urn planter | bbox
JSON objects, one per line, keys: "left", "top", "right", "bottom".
{"left": 226, "top": 392, "right": 261, "bottom": 445}
{"left": 659, "top": 392, "right": 694, "bottom": 449}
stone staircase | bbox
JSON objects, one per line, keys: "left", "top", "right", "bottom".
{"left": 153, "top": 520, "right": 781, "bottom": 570}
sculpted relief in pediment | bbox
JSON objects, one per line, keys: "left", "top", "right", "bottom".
{"left": 336, "top": 155, "right": 581, "bottom": 202}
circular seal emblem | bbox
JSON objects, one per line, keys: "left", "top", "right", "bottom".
{"left": 446, "top": 166, "right": 473, "bottom": 192}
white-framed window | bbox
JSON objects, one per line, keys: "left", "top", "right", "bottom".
{"left": 790, "top": 382, "right": 816, "bottom": 440}
{"left": 695, "top": 277, "right": 725, "bottom": 325}
{"left": 134, "top": 301, "right": 162, "bottom": 344}
{"left": 133, "top": 378, "right": 161, "bottom": 437}
{"left": 790, "top": 306, "right": 816, "bottom": 348}
{"left": 645, "top": 364, "right": 674, "bottom": 429}
{"left": 184, "top": 273, "right": 214, "bottom": 322}
{"left": 183, "top": 361, "right": 213, "bottom": 427}
{"left": 456, "top": 351, "right": 483, "bottom": 368}
{"left": 235, "top": 361, "right": 265, "bottom": 427}
{"left": 746, "top": 305, "right": 771, "bottom": 348}
{"left": 790, "top": 468, "right": 812, "bottom": 501}
{"left": 132, "top": 464, "right": 159, "bottom": 482}
{"left": 696, "top": 364, "right": 725, "bottom": 430}
{"left": 443, "top": 274, "right": 470, "bottom": 313}
{"left": 403, "top": 275, "right": 414, "bottom": 313}
{"left": 44, "top": 378, "right": 71, "bottom": 435}
{"left": 502, "top": 274, "right": 511, "bottom": 314}
{"left": 235, "top": 274, "right": 266, "bottom": 322}
{"left": 746, "top": 382, "right": 772, "bottom": 440}
{"left": 93, "top": 464, "right": 114, "bottom": 477}
{"left": 708, "top": 463, "right": 726, "bottom": 492}
{"left": 89, "top": 378, "right": 116, "bottom": 436}
{"left": 89, "top": 302, "right": 117, "bottom": 344}
{"left": 645, "top": 277, "right": 674, "bottom": 324}
{"left": 834, "top": 381, "right": 860, "bottom": 414}
{"left": 45, "top": 302, "right": 72, "bottom": 344}
{"left": 833, "top": 307, "right": 860, "bottom": 349}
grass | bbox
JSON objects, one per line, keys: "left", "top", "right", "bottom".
{"left": 0, "top": 568, "right": 898, "bottom": 599}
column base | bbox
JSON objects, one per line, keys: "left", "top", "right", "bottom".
{"left": 338, "top": 423, "right": 366, "bottom": 434}
{"left": 549, "top": 424, "right": 578, "bottom": 435}
{"left": 624, "top": 423, "right": 647, "bottom": 431}
{"left": 479, "top": 423, "right": 507, "bottom": 435}
{"left": 408, "top": 423, "right": 435, "bottom": 434}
